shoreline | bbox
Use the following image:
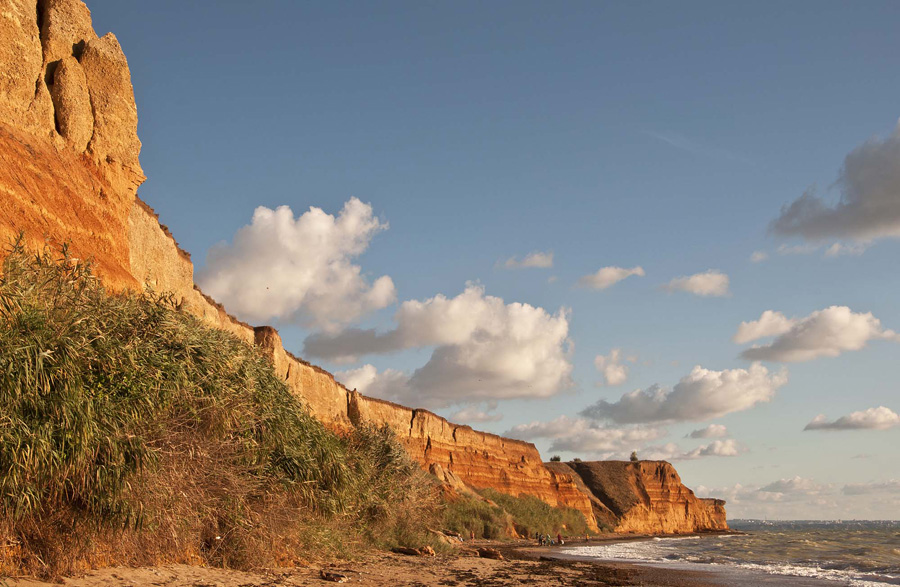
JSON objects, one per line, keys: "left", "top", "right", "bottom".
{"left": 5, "top": 534, "right": 846, "bottom": 587}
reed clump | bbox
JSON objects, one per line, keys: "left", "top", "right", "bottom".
{"left": 0, "top": 240, "right": 439, "bottom": 578}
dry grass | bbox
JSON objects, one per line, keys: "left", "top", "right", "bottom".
{"left": 0, "top": 239, "right": 441, "bottom": 579}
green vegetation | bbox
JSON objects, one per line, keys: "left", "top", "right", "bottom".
{"left": 441, "top": 489, "right": 592, "bottom": 540}
{"left": 477, "top": 489, "right": 592, "bottom": 538}
{"left": 0, "top": 241, "right": 438, "bottom": 578}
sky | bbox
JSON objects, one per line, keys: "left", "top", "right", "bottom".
{"left": 88, "top": 1, "right": 900, "bottom": 520}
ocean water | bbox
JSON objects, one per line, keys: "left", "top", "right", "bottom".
{"left": 562, "top": 520, "right": 900, "bottom": 586}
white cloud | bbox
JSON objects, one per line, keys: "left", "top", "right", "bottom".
{"left": 662, "top": 270, "right": 730, "bottom": 297}
{"left": 804, "top": 406, "right": 900, "bottom": 431}
{"left": 198, "top": 198, "right": 395, "bottom": 330}
{"left": 760, "top": 476, "right": 826, "bottom": 495}
{"left": 733, "top": 310, "right": 796, "bottom": 344}
{"left": 777, "top": 243, "right": 820, "bottom": 256}
{"left": 698, "top": 477, "right": 900, "bottom": 519}
{"left": 594, "top": 349, "right": 630, "bottom": 386}
{"left": 505, "top": 416, "right": 665, "bottom": 457}
{"left": 326, "top": 284, "right": 573, "bottom": 408}
{"left": 643, "top": 439, "right": 741, "bottom": 460}
{"left": 750, "top": 251, "right": 768, "bottom": 263}
{"left": 824, "top": 242, "right": 870, "bottom": 257}
{"left": 503, "top": 251, "right": 554, "bottom": 269}
{"left": 738, "top": 306, "right": 899, "bottom": 362}
{"left": 685, "top": 439, "right": 741, "bottom": 458}
{"left": 581, "top": 363, "right": 787, "bottom": 424}
{"left": 577, "top": 266, "right": 645, "bottom": 290}
{"left": 771, "top": 122, "right": 900, "bottom": 245}
{"left": 335, "top": 363, "right": 408, "bottom": 398}
{"left": 686, "top": 424, "right": 728, "bottom": 439}
{"left": 842, "top": 480, "right": 900, "bottom": 496}
{"left": 450, "top": 403, "right": 503, "bottom": 423}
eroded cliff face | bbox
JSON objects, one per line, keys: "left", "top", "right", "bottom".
{"left": 0, "top": 0, "right": 724, "bottom": 537}
{"left": 550, "top": 461, "right": 728, "bottom": 534}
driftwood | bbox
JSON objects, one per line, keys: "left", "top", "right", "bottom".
{"left": 477, "top": 547, "right": 504, "bottom": 560}
{"left": 391, "top": 545, "right": 436, "bottom": 557}
{"left": 320, "top": 570, "right": 349, "bottom": 582}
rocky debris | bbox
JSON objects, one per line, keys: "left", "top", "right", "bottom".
{"left": 476, "top": 547, "right": 504, "bottom": 560}
{"left": 319, "top": 570, "right": 348, "bottom": 582}
{"left": 391, "top": 546, "right": 436, "bottom": 557}
{"left": 50, "top": 56, "right": 92, "bottom": 150}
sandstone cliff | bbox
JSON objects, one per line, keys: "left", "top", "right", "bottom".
{"left": 547, "top": 461, "right": 728, "bottom": 533}
{"left": 0, "top": 0, "right": 724, "bottom": 537}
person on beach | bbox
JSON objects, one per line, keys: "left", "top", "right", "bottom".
{"left": 557, "top": 532, "right": 563, "bottom": 545}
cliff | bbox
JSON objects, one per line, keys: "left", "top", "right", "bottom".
{"left": 0, "top": 0, "right": 724, "bottom": 537}
{"left": 547, "top": 461, "right": 728, "bottom": 533}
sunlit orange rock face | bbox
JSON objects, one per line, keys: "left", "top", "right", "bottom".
{"left": 347, "top": 392, "right": 599, "bottom": 530}
{"left": 550, "top": 461, "right": 729, "bottom": 533}
{"left": 0, "top": 0, "right": 725, "bottom": 537}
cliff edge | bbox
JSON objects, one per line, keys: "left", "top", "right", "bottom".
{"left": 547, "top": 461, "right": 728, "bottom": 533}
{"left": 0, "top": 0, "right": 725, "bottom": 536}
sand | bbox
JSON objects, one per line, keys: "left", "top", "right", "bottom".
{"left": 2, "top": 538, "right": 844, "bottom": 586}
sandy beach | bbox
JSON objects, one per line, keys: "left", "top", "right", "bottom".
{"left": 4, "top": 536, "right": 852, "bottom": 587}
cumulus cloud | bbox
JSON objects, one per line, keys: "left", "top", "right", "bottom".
{"left": 750, "top": 251, "right": 768, "bottom": 263}
{"left": 581, "top": 363, "right": 787, "bottom": 424}
{"left": 594, "top": 349, "right": 630, "bottom": 386}
{"left": 577, "top": 266, "right": 645, "bottom": 290}
{"left": 760, "top": 476, "right": 826, "bottom": 494}
{"left": 334, "top": 363, "right": 409, "bottom": 399}
{"left": 770, "top": 122, "right": 900, "bottom": 245}
{"left": 804, "top": 406, "right": 900, "bottom": 431}
{"left": 503, "top": 251, "right": 554, "bottom": 269}
{"left": 450, "top": 403, "right": 503, "bottom": 424}
{"left": 327, "top": 284, "right": 573, "bottom": 408}
{"left": 686, "top": 424, "right": 728, "bottom": 439}
{"left": 733, "top": 311, "right": 796, "bottom": 344}
{"left": 505, "top": 416, "right": 665, "bottom": 456}
{"left": 737, "top": 306, "right": 899, "bottom": 362}
{"left": 643, "top": 439, "right": 742, "bottom": 460}
{"left": 198, "top": 198, "right": 395, "bottom": 330}
{"left": 662, "top": 270, "right": 730, "bottom": 297}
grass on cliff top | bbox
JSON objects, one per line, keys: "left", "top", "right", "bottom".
{"left": 0, "top": 240, "right": 440, "bottom": 578}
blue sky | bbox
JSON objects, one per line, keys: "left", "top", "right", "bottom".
{"left": 89, "top": 1, "right": 900, "bottom": 519}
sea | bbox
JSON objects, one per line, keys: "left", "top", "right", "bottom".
{"left": 561, "top": 520, "right": 900, "bottom": 586}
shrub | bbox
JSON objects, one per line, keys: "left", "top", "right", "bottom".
{"left": 0, "top": 240, "right": 439, "bottom": 577}
{"left": 477, "top": 489, "right": 591, "bottom": 538}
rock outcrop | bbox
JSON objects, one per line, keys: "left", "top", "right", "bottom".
{"left": 0, "top": 0, "right": 725, "bottom": 537}
{"left": 547, "top": 461, "right": 728, "bottom": 533}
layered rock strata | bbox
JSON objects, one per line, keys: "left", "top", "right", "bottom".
{"left": 0, "top": 0, "right": 725, "bottom": 536}
{"left": 548, "top": 461, "right": 728, "bottom": 533}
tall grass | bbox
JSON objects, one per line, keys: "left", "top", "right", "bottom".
{"left": 441, "top": 489, "right": 593, "bottom": 540}
{"left": 477, "top": 489, "right": 592, "bottom": 538}
{"left": 0, "top": 240, "right": 439, "bottom": 577}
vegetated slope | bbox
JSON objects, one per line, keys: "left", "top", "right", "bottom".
{"left": 552, "top": 461, "right": 729, "bottom": 534}
{"left": 0, "top": 0, "right": 601, "bottom": 530}
{"left": 0, "top": 242, "right": 439, "bottom": 578}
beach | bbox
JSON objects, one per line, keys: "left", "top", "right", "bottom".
{"left": 5, "top": 535, "right": 864, "bottom": 587}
